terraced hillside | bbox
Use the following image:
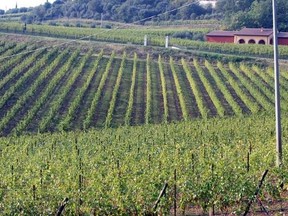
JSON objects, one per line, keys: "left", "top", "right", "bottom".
{"left": 0, "top": 42, "right": 287, "bottom": 136}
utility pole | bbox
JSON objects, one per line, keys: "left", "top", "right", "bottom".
{"left": 272, "top": 0, "right": 282, "bottom": 167}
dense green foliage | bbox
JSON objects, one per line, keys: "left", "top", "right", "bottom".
{"left": 216, "top": 0, "right": 288, "bottom": 31}
{"left": 0, "top": 114, "right": 288, "bottom": 214}
{"left": 20, "top": 0, "right": 213, "bottom": 24}
{"left": 3, "top": 0, "right": 288, "bottom": 32}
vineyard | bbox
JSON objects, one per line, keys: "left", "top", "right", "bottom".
{"left": 1, "top": 21, "right": 288, "bottom": 58}
{"left": 0, "top": 115, "right": 288, "bottom": 214}
{"left": 0, "top": 21, "right": 208, "bottom": 46}
{"left": 1, "top": 42, "right": 288, "bottom": 136}
{"left": 1, "top": 39, "right": 288, "bottom": 214}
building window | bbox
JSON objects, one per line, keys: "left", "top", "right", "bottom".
{"left": 238, "top": 39, "right": 245, "bottom": 44}
{"left": 248, "top": 39, "right": 256, "bottom": 44}
{"left": 258, "top": 40, "right": 265, "bottom": 45}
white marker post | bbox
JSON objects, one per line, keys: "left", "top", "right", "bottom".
{"left": 165, "top": 36, "right": 169, "bottom": 48}
{"left": 272, "top": 0, "right": 282, "bottom": 167}
{"left": 144, "top": 35, "right": 148, "bottom": 46}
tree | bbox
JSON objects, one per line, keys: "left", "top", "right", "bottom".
{"left": 87, "top": 0, "right": 103, "bottom": 13}
{"left": 15, "top": 0, "right": 213, "bottom": 23}
{"left": 44, "top": 2, "right": 52, "bottom": 10}
{"left": 216, "top": 0, "right": 254, "bottom": 15}
{"left": 179, "top": 3, "right": 205, "bottom": 20}
{"left": 227, "top": 0, "right": 288, "bottom": 32}
{"left": 18, "top": 7, "right": 28, "bottom": 13}
{"left": 21, "top": 14, "right": 34, "bottom": 24}
{"left": 277, "top": 0, "right": 288, "bottom": 31}
{"left": 228, "top": 11, "right": 255, "bottom": 30}
{"left": 33, "top": 6, "right": 46, "bottom": 21}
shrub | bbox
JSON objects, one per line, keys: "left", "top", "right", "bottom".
{"left": 172, "top": 31, "right": 193, "bottom": 40}
{"left": 104, "top": 24, "right": 112, "bottom": 29}
{"left": 192, "top": 32, "right": 204, "bottom": 41}
{"left": 63, "top": 22, "right": 70, "bottom": 27}
{"left": 90, "top": 23, "right": 96, "bottom": 28}
{"left": 48, "top": 21, "right": 57, "bottom": 26}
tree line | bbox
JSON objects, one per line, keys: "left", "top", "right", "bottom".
{"left": 3, "top": 0, "right": 288, "bottom": 32}
{"left": 19, "top": 0, "right": 214, "bottom": 24}
{"left": 216, "top": 0, "right": 288, "bottom": 31}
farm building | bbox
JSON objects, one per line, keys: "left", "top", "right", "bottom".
{"left": 206, "top": 28, "right": 288, "bottom": 45}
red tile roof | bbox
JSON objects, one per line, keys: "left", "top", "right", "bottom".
{"left": 235, "top": 28, "right": 273, "bottom": 36}
{"left": 206, "top": 30, "right": 236, "bottom": 37}
{"left": 206, "top": 28, "right": 288, "bottom": 41}
{"left": 279, "top": 32, "right": 288, "bottom": 38}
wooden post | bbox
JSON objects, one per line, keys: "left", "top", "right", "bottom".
{"left": 32, "top": 185, "right": 36, "bottom": 201}
{"left": 56, "top": 198, "right": 69, "bottom": 216}
{"left": 77, "top": 147, "right": 83, "bottom": 210}
{"left": 153, "top": 182, "right": 168, "bottom": 211}
{"left": 247, "top": 152, "right": 250, "bottom": 172}
{"left": 249, "top": 142, "right": 252, "bottom": 154}
{"left": 40, "top": 169, "right": 43, "bottom": 186}
{"left": 174, "top": 169, "right": 177, "bottom": 216}
{"left": 243, "top": 170, "right": 269, "bottom": 216}
{"left": 209, "top": 164, "right": 215, "bottom": 216}
{"left": 117, "top": 160, "right": 120, "bottom": 178}
{"left": 191, "top": 153, "right": 195, "bottom": 172}
{"left": 148, "top": 154, "right": 151, "bottom": 169}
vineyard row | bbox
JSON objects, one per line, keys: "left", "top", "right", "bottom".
{"left": 1, "top": 45, "right": 288, "bottom": 136}
{"left": 1, "top": 22, "right": 288, "bottom": 58}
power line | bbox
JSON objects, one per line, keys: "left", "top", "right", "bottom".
{"left": 0, "top": 1, "right": 197, "bottom": 60}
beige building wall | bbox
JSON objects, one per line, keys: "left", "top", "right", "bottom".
{"left": 234, "top": 35, "right": 273, "bottom": 45}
